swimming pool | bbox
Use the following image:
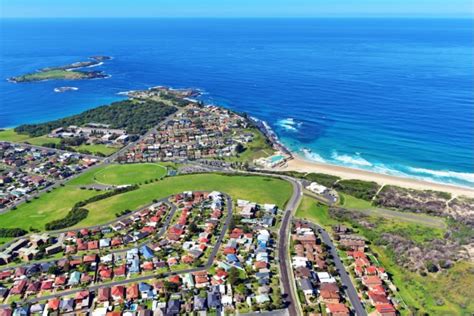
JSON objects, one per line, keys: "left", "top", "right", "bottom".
{"left": 269, "top": 155, "right": 285, "bottom": 163}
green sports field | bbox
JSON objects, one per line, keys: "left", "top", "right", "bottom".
{"left": 75, "top": 163, "right": 168, "bottom": 186}
{"left": 0, "top": 164, "right": 292, "bottom": 230}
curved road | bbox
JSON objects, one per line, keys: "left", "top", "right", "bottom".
{"left": 277, "top": 176, "right": 303, "bottom": 316}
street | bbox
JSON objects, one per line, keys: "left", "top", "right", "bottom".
{"left": 298, "top": 219, "right": 367, "bottom": 316}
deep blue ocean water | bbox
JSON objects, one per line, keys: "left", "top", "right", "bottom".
{"left": 1, "top": 18, "right": 473, "bottom": 187}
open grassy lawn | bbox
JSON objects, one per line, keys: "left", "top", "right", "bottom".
{"left": 0, "top": 129, "right": 32, "bottom": 142}
{"left": 74, "top": 144, "right": 120, "bottom": 156}
{"left": 0, "top": 237, "right": 13, "bottom": 246}
{"left": 70, "top": 163, "right": 170, "bottom": 186}
{"left": 339, "top": 193, "right": 373, "bottom": 209}
{"left": 0, "top": 129, "right": 116, "bottom": 155}
{"left": 295, "top": 196, "right": 337, "bottom": 228}
{"left": 0, "top": 163, "right": 292, "bottom": 231}
{"left": 0, "top": 186, "right": 102, "bottom": 230}
{"left": 0, "top": 129, "right": 60, "bottom": 147}
{"left": 78, "top": 173, "right": 292, "bottom": 227}
{"left": 26, "top": 136, "right": 61, "bottom": 146}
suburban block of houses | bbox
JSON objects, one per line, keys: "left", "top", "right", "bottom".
{"left": 291, "top": 221, "right": 351, "bottom": 316}
{"left": 0, "top": 142, "right": 99, "bottom": 208}
{"left": 118, "top": 103, "right": 255, "bottom": 163}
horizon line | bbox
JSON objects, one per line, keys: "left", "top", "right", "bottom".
{"left": 1, "top": 15, "right": 473, "bottom": 19}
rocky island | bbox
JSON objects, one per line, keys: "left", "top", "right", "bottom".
{"left": 7, "top": 56, "right": 111, "bottom": 83}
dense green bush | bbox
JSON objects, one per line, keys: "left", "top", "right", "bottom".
{"left": 304, "top": 172, "right": 340, "bottom": 187}
{"left": 333, "top": 179, "right": 380, "bottom": 201}
{"left": 0, "top": 228, "right": 28, "bottom": 237}
{"left": 45, "top": 208, "right": 88, "bottom": 231}
{"left": 15, "top": 99, "right": 177, "bottom": 136}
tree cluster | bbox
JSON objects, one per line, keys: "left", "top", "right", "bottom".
{"left": 15, "top": 99, "right": 177, "bottom": 137}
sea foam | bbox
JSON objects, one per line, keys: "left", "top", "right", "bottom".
{"left": 301, "top": 149, "right": 326, "bottom": 163}
{"left": 331, "top": 152, "right": 373, "bottom": 167}
{"left": 407, "top": 167, "right": 474, "bottom": 186}
{"left": 277, "top": 118, "right": 302, "bottom": 132}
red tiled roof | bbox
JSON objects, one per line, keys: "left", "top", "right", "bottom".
{"left": 326, "top": 303, "right": 349, "bottom": 314}
{"left": 75, "top": 290, "right": 89, "bottom": 300}
{"left": 126, "top": 284, "right": 139, "bottom": 300}
{"left": 168, "top": 275, "right": 181, "bottom": 284}
{"left": 54, "top": 276, "right": 66, "bottom": 285}
{"left": 111, "top": 286, "right": 125, "bottom": 299}
{"left": 114, "top": 265, "right": 126, "bottom": 276}
{"left": 98, "top": 287, "right": 111, "bottom": 302}
{"left": 48, "top": 298, "right": 60, "bottom": 311}
{"left": 375, "top": 304, "right": 396, "bottom": 314}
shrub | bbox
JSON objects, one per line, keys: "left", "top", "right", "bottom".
{"left": 0, "top": 228, "right": 28, "bottom": 237}
{"left": 45, "top": 208, "right": 89, "bottom": 230}
{"left": 333, "top": 179, "right": 380, "bottom": 201}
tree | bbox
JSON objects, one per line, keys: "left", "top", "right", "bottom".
{"left": 188, "top": 222, "right": 199, "bottom": 234}
{"left": 164, "top": 281, "right": 179, "bottom": 293}
{"left": 228, "top": 267, "right": 241, "bottom": 285}
{"left": 48, "top": 266, "right": 61, "bottom": 275}
{"left": 235, "top": 143, "right": 245, "bottom": 154}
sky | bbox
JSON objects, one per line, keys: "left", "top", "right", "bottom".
{"left": 0, "top": 0, "right": 473, "bottom": 18}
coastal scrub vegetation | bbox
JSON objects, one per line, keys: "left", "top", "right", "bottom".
{"left": 263, "top": 170, "right": 341, "bottom": 187}
{"left": 333, "top": 179, "right": 380, "bottom": 201}
{"left": 9, "top": 69, "right": 100, "bottom": 83}
{"left": 375, "top": 185, "right": 451, "bottom": 216}
{"left": 8, "top": 56, "right": 111, "bottom": 83}
{"left": 296, "top": 195, "right": 474, "bottom": 314}
{"left": 14, "top": 99, "right": 177, "bottom": 136}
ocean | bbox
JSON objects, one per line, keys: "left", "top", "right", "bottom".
{"left": 0, "top": 18, "right": 473, "bottom": 187}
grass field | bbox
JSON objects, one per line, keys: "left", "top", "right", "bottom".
{"left": 0, "top": 186, "right": 102, "bottom": 230}
{"left": 78, "top": 173, "right": 292, "bottom": 227}
{"left": 0, "top": 165, "right": 292, "bottom": 230}
{"left": 93, "top": 163, "right": 167, "bottom": 185}
{"left": 295, "top": 196, "right": 337, "bottom": 227}
{"left": 26, "top": 136, "right": 61, "bottom": 146}
{"left": 339, "top": 193, "right": 373, "bottom": 209}
{"left": 75, "top": 144, "right": 120, "bottom": 156}
{"left": 69, "top": 163, "right": 171, "bottom": 186}
{"left": 0, "top": 129, "right": 32, "bottom": 142}
{"left": 0, "top": 129, "right": 117, "bottom": 155}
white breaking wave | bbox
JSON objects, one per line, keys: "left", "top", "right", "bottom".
{"left": 277, "top": 118, "right": 302, "bottom": 132}
{"left": 331, "top": 152, "right": 373, "bottom": 167}
{"left": 407, "top": 167, "right": 474, "bottom": 184}
{"left": 301, "top": 149, "right": 326, "bottom": 163}
{"left": 85, "top": 61, "right": 104, "bottom": 68}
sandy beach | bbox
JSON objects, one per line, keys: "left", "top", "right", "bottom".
{"left": 277, "top": 156, "right": 474, "bottom": 198}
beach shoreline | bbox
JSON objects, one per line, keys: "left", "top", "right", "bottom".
{"left": 275, "top": 154, "right": 474, "bottom": 198}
